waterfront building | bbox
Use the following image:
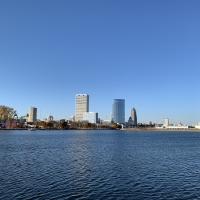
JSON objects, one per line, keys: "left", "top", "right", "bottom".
{"left": 164, "top": 118, "right": 169, "bottom": 127}
{"left": 101, "top": 120, "right": 111, "bottom": 125}
{"left": 130, "top": 108, "right": 137, "bottom": 125}
{"left": 20, "top": 116, "right": 26, "bottom": 122}
{"left": 5, "top": 119, "right": 17, "bottom": 128}
{"left": 68, "top": 116, "right": 75, "bottom": 122}
{"left": 128, "top": 117, "right": 133, "bottom": 125}
{"left": 156, "top": 118, "right": 188, "bottom": 130}
{"left": 75, "top": 94, "right": 89, "bottom": 121}
{"left": 13, "top": 113, "right": 18, "bottom": 120}
{"left": 83, "top": 112, "right": 98, "bottom": 124}
{"left": 178, "top": 122, "right": 182, "bottom": 126}
{"left": 110, "top": 113, "right": 113, "bottom": 121}
{"left": 26, "top": 114, "right": 29, "bottom": 122}
{"left": 112, "top": 99, "right": 125, "bottom": 124}
{"left": 195, "top": 122, "right": 200, "bottom": 129}
{"left": 28, "top": 107, "right": 37, "bottom": 122}
{"left": 167, "top": 123, "right": 188, "bottom": 130}
{"left": 47, "top": 115, "right": 53, "bottom": 121}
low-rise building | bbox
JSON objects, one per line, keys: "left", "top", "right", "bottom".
{"left": 166, "top": 124, "right": 188, "bottom": 130}
{"left": 195, "top": 122, "right": 200, "bottom": 129}
{"left": 101, "top": 120, "right": 111, "bottom": 125}
{"left": 83, "top": 112, "right": 98, "bottom": 124}
{"left": 47, "top": 115, "right": 53, "bottom": 121}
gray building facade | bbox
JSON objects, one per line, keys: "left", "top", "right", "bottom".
{"left": 130, "top": 108, "right": 137, "bottom": 125}
{"left": 112, "top": 99, "right": 125, "bottom": 124}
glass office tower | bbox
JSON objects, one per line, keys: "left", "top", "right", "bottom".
{"left": 112, "top": 99, "right": 125, "bottom": 124}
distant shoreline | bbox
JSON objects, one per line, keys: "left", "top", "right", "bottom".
{"left": 0, "top": 128, "right": 116, "bottom": 131}
{"left": 1, "top": 128, "right": 200, "bottom": 132}
{"left": 121, "top": 128, "right": 200, "bottom": 132}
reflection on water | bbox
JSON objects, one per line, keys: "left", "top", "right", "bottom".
{"left": 1, "top": 130, "right": 200, "bottom": 199}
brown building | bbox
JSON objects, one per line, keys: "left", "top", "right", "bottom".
{"left": 5, "top": 120, "right": 24, "bottom": 128}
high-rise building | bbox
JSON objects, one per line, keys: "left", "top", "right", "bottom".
{"left": 75, "top": 94, "right": 89, "bottom": 121}
{"left": 28, "top": 107, "right": 37, "bottom": 122}
{"left": 83, "top": 112, "right": 98, "bottom": 124}
{"left": 112, "top": 99, "right": 125, "bottom": 124}
{"left": 130, "top": 108, "right": 137, "bottom": 125}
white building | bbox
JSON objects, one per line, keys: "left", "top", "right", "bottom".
{"left": 195, "top": 122, "right": 200, "bottom": 129}
{"left": 75, "top": 94, "right": 89, "bottom": 121}
{"left": 166, "top": 124, "right": 188, "bottom": 130}
{"left": 156, "top": 118, "right": 188, "bottom": 130}
{"left": 163, "top": 118, "right": 169, "bottom": 127}
{"left": 47, "top": 115, "right": 53, "bottom": 121}
{"left": 101, "top": 120, "right": 111, "bottom": 125}
{"left": 68, "top": 116, "right": 75, "bottom": 122}
{"left": 28, "top": 107, "right": 37, "bottom": 122}
{"left": 14, "top": 114, "right": 18, "bottom": 120}
{"left": 83, "top": 112, "right": 98, "bottom": 124}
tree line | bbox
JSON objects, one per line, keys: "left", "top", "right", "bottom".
{"left": 0, "top": 105, "right": 122, "bottom": 129}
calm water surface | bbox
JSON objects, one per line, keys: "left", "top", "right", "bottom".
{"left": 1, "top": 130, "right": 200, "bottom": 199}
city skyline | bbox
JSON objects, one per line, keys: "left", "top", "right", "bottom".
{"left": 2, "top": 92, "right": 200, "bottom": 126}
{"left": 13, "top": 94, "right": 198, "bottom": 126}
{"left": 1, "top": 1, "right": 200, "bottom": 125}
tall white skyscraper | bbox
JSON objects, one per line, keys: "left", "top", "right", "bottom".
{"left": 130, "top": 108, "right": 137, "bottom": 125}
{"left": 28, "top": 107, "right": 37, "bottom": 122}
{"left": 75, "top": 94, "right": 89, "bottom": 121}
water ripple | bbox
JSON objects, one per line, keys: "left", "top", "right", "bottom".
{"left": 1, "top": 130, "right": 200, "bottom": 199}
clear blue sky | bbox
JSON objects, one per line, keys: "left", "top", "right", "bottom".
{"left": 1, "top": 0, "right": 200, "bottom": 125}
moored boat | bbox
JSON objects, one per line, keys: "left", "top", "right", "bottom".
{"left": 29, "top": 128, "right": 36, "bottom": 131}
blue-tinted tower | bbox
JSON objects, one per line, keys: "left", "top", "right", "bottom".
{"left": 112, "top": 99, "right": 125, "bottom": 124}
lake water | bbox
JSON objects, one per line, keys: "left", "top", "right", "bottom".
{"left": 1, "top": 130, "right": 200, "bottom": 199}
